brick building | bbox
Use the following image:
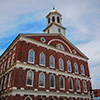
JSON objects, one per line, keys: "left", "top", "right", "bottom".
{"left": 0, "top": 9, "right": 91, "bottom": 100}
{"left": 93, "top": 89, "right": 100, "bottom": 100}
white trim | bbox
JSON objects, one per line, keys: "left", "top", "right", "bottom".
{"left": 19, "top": 37, "right": 88, "bottom": 61}
{"left": 48, "top": 39, "right": 72, "bottom": 53}
{"left": 0, "top": 88, "right": 89, "bottom": 99}
{"left": 3, "top": 75, "right": 7, "bottom": 89}
{"left": 24, "top": 96, "right": 32, "bottom": 100}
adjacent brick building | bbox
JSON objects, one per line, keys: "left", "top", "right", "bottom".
{"left": 93, "top": 89, "right": 100, "bottom": 100}
{"left": 0, "top": 9, "right": 91, "bottom": 100}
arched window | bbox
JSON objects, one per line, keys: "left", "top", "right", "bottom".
{"left": 76, "top": 79, "right": 80, "bottom": 91}
{"left": 25, "top": 97, "right": 32, "bottom": 100}
{"left": 38, "top": 98, "right": 43, "bottom": 100}
{"left": 57, "top": 17, "right": 60, "bottom": 23}
{"left": 39, "top": 73, "right": 45, "bottom": 87}
{"left": 40, "top": 52, "right": 45, "bottom": 66}
{"left": 60, "top": 76, "right": 64, "bottom": 89}
{"left": 52, "top": 16, "right": 55, "bottom": 22}
{"left": 48, "top": 18, "right": 50, "bottom": 24}
{"left": 60, "top": 98, "right": 64, "bottom": 100}
{"left": 67, "top": 61, "right": 71, "bottom": 72}
{"left": 50, "top": 55, "right": 54, "bottom": 68}
{"left": 81, "top": 65, "right": 85, "bottom": 75}
{"left": 26, "top": 71, "right": 33, "bottom": 86}
{"left": 56, "top": 43, "right": 64, "bottom": 50}
{"left": 69, "top": 78, "right": 73, "bottom": 90}
{"left": 74, "top": 63, "right": 78, "bottom": 74}
{"left": 28, "top": 49, "right": 34, "bottom": 63}
{"left": 59, "top": 58, "right": 63, "bottom": 70}
{"left": 83, "top": 81, "right": 87, "bottom": 92}
{"left": 50, "top": 74, "right": 55, "bottom": 88}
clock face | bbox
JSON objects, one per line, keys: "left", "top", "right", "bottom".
{"left": 40, "top": 37, "right": 46, "bottom": 43}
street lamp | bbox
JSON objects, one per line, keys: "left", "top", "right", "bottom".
{"left": 88, "top": 86, "right": 93, "bottom": 100}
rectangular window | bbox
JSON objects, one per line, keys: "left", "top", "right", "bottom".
{"left": 8, "top": 72, "right": 12, "bottom": 87}
{"left": 4, "top": 75, "right": 7, "bottom": 89}
{"left": 11, "top": 54, "right": 15, "bottom": 65}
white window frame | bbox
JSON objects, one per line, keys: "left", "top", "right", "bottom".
{"left": 28, "top": 49, "right": 35, "bottom": 64}
{"left": 74, "top": 63, "right": 78, "bottom": 74}
{"left": 39, "top": 72, "right": 45, "bottom": 88}
{"left": 59, "top": 58, "right": 64, "bottom": 70}
{"left": 67, "top": 60, "right": 72, "bottom": 72}
{"left": 26, "top": 70, "right": 33, "bottom": 87}
{"left": 50, "top": 74, "right": 55, "bottom": 89}
{"left": 60, "top": 76, "right": 65, "bottom": 90}
{"left": 50, "top": 55, "right": 55, "bottom": 68}
{"left": 56, "top": 43, "right": 65, "bottom": 51}
{"left": 39, "top": 52, "right": 45, "bottom": 66}
{"left": 68, "top": 78, "right": 73, "bottom": 91}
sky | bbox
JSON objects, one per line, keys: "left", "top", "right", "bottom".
{"left": 0, "top": 0, "right": 100, "bottom": 89}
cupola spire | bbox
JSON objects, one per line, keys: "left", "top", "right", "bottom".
{"left": 43, "top": 9, "right": 66, "bottom": 37}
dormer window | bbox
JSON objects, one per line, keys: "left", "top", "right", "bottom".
{"left": 57, "top": 17, "right": 60, "bottom": 23}
{"left": 48, "top": 18, "right": 50, "bottom": 24}
{"left": 52, "top": 16, "right": 55, "bottom": 22}
{"left": 56, "top": 43, "right": 64, "bottom": 50}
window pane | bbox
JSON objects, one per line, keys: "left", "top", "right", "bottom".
{"left": 26, "top": 98, "right": 31, "bottom": 100}
{"left": 50, "top": 56, "right": 54, "bottom": 68}
{"left": 27, "top": 71, "right": 33, "bottom": 85}
{"left": 50, "top": 75, "right": 54, "bottom": 87}
{"left": 52, "top": 16, "right": 55, "bottom": 22}
{"left": 74, "top": 63, "right": 78, "bottom": 73}
{"left": 67, "top": 61, "right": 71, "bottom": 72}
{"left": 69, "top": 78, "right": 73, "bottom": 89}
{"left": 39, "top": 73, "right": 44, "bottom": 86}
{"left": 59, "top": 58, "right": 63, "bottom": 70}
{"left": 40, "top": 53, "right": 45, "bottom": 65}
{"left": 83, "top": 81, "right": 87, "bottom": 91}
{"left": 57, "top": 17, "right": 60, "bottom": 23}
{"left": 60, "top": 76, "right": 64, "bottom": 89}
{"left": 28, "top": 50, "right": 34, "bottom": 63}
{"left": 81, "top": 65, "right": 85, "bottom": 75}
{"left": 76, "top": 80, "right": 80, "bottom": 90}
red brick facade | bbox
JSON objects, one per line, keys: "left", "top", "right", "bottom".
{"left": 0, "top": 34, "right": 91, "bottom": 100}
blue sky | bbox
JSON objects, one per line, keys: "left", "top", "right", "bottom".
{"left": 0, "top": 0, "right": 100, "bottom": 89}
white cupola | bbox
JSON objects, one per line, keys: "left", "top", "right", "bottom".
{"left": 43, "top": 8, "right": 66, "bottom": 37}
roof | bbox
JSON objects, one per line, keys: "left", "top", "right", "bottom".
{"left": 43, "top": 23, "right": 66, "bottom": 32}
{"left": 46, "top": 9, "right": 62, "bottom": 18}
{"left": 0, "top": 33, "right": 89, "bottom": 61}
